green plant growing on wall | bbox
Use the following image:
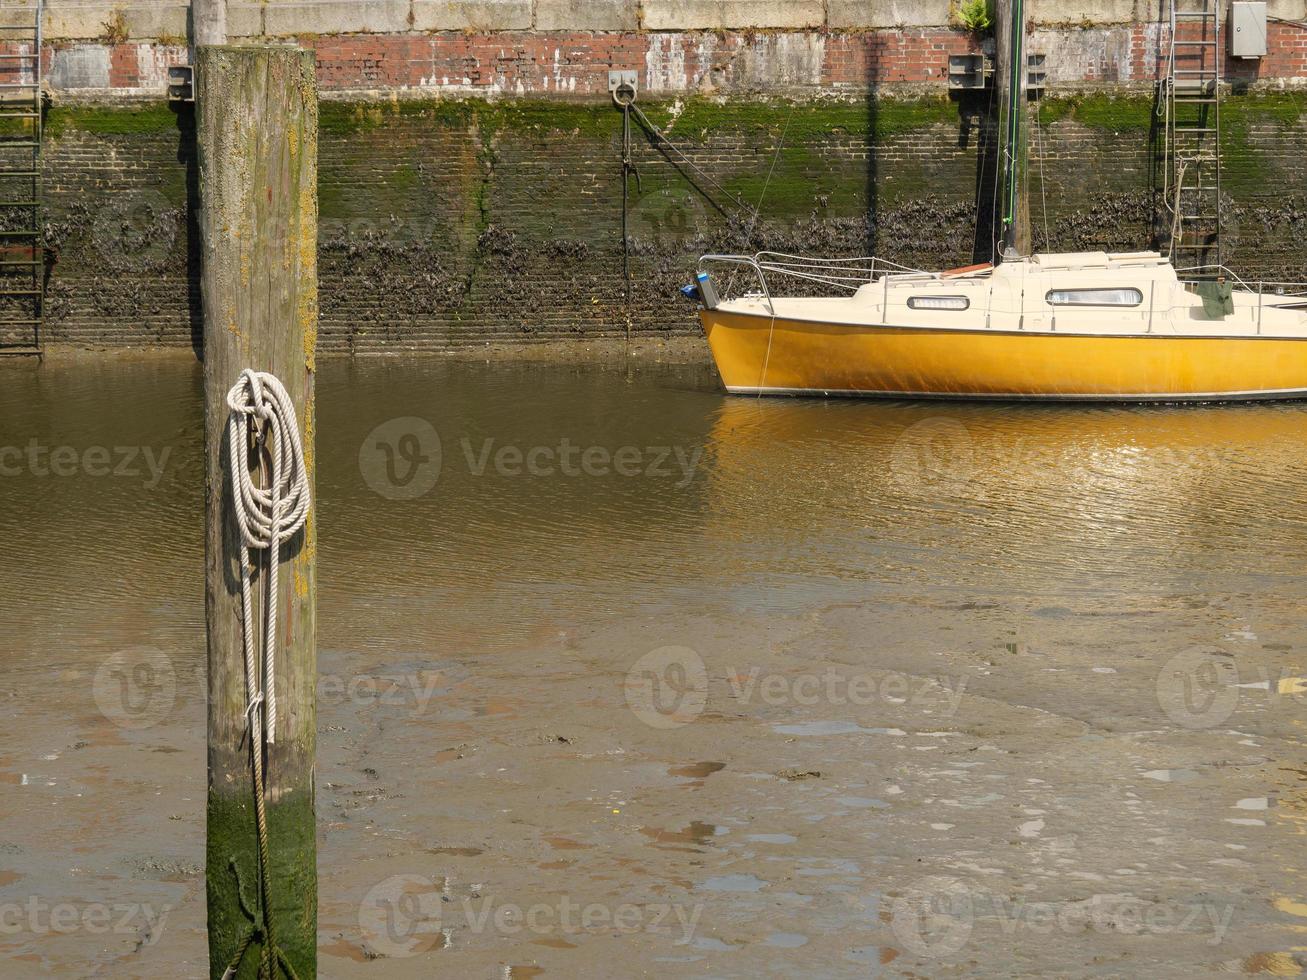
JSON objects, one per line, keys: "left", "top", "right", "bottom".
{"left": 956, "top": 0, "right": 995, "bottom": 34}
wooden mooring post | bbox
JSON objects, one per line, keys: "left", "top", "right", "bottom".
{"left": 198, "top": 45, "right": 319, "bottom": 979}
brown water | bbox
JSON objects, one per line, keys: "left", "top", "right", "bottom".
{"left": 2, "top": 353, "right": 1307, "bottom": 977}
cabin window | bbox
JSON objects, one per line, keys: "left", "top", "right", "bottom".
{"left": 1046, "top": 287, "right": 1143, "bottom": 307}
{"left": 907, "top": 295, "right": 969, "bottom": 311}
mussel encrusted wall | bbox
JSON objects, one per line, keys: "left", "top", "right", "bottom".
{"left": 41, "top": 93, "right": 1307, "bottom": 351}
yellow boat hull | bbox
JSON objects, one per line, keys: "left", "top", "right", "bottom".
{"left": 701, "top": 309, "right": 1307, "bottom": 401}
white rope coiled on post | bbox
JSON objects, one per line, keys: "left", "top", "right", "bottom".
{"left": 226, "top": 368, "right": 311, "bottom": 746}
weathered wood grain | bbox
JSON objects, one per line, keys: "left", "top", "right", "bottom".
{"left": 198, "top": 44, "right": 318, "bottom": 980}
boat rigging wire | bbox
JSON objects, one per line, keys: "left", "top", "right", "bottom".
{"left": 731, "top": 103, "right": 795, "bottom": 302}
{"left": 745, "top": 105, "right": 794, "bottom": 243}
{"left": 1032, "top": 94, "right": 1050, "bottom": 250}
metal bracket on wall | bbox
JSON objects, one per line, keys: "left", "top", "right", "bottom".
{"left": 1027, "top": 53, "right": 1046, "bottom": 95}
{"left": 947, "top": 54, "right": 991, "bottom": 90}
{"left": 168, "top": 65, "right": 193, "bottom": 103}
{"left": 946, "top": 53, "right": 1045, "bottom": 93}
{"left": 608, "top": 70, "right": 638, "bottom": 104}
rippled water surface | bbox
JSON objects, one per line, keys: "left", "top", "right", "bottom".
{"left": 3, "top": 354, "right": 1307, "bottom": 977}
{"left": 10, "top": 356, "right": 1307, "bottom": 659}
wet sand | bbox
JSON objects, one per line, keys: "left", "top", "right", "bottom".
{"left": 1, "top": 354, "right": 1306, "bottom": 978}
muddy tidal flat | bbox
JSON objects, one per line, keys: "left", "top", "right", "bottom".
{"left": 2, "top": 350, "right": 1306, "bottom": 978}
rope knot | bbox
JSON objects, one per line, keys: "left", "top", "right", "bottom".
{"left": 226, "top": 370, "right": 311, "bottom": 551}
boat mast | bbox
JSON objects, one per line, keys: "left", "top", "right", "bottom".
{"left": 996, "top": 0, "right": 1031, "bottom": 258}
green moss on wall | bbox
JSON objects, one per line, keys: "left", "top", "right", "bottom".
{"left": 1037, "top": 94, "right": 1152, "bottom": 131}
{"left": 36, "top": 88, "right": 1307, "bottom": 346}
{"left": 1218, "top": 92, "right": 1307, "bottom": 193}
{"left": 318, "top": 98, "right": 476, "bottom": 136}
{"left": 642, "top": 95, "right": 960, "bottom": 140}
{"left": 1227, "top": 91, "right": 1307, "bottom": 127}
{"left": 1034, "top": 90, "right": 1307, "bottom": 134}
{"left": 315, "top": 95, "right": 966, "bottom": 145}
{"left": 38, "top": 89, "right": 1307, "bottom": 143}
{"left": 47, "top": 102, "right": 181, "bottom": 136}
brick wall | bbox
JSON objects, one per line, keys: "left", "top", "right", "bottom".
{"left": 24, "top": 23, "right": 1307, "bottom": 97}
{"left": 34, "top": 93, "right": 1307, "bottom": 351}
{"left": 18, "top": 1, "right": 1307, "bottom": 42}
{"left": 13, "top": 0, "right": 1307, "bottom": 350}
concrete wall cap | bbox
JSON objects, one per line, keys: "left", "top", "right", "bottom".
{"left": 263, "top": 0, "right": 412, "bottom": 38}
{"left": 642, "top": 0, "right": 825, "bottom": 31}
{"left": 412, "top": 0, "right": 534, "bottom": 32}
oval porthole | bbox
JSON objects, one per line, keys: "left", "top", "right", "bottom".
{"left": 1046, "top": 288, "right": 1143, "bottom": 307}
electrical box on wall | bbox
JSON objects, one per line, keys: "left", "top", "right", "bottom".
{"left": 1230, "top": 1, "right": 1268, "bottom": 59}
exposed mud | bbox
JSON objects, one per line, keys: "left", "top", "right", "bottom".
{"left": 2, "top": 357, "right": 1307, "bottom": 977}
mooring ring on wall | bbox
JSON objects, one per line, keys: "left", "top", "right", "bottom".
{"left": 612, "top": 82, "right": 636, "bottom": 108}
{"left": 608, "top": 68, "right": 638, "bottom": 108}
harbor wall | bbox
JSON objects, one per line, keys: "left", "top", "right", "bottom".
{"left": 16, "top": 1, "right": 1307, "bottom": 349}
{"left": 44, "top": 92, "right": 1307, "bottom": 351}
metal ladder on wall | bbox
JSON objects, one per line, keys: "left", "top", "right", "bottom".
{"left": 0, "top": 0, "right": 43, "bottom": 355}
{"left": 1161, "top": 0, "right": 1222, "bottom": 271}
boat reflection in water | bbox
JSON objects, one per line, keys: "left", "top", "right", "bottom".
{"left": 701, "top": 395, "right": 1307, "bottom": 594}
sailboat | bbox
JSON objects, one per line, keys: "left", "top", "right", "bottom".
{"left": 690, "top": 4, "right": 1307, "bottom": 402}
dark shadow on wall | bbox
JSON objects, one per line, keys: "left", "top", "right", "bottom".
{"left": 864, "top": 36, "right": 878, "bottom": 257}
{"left": 174, "top": 103, "right": 203, "bottom": 360}
{"left": 867, "top": 35, "right": 999, "bottom": 266}
{"left": 1148, "top": 0, "right": 1170, "bottom": 253}
{"left": 957, "top": 88, "right": 999, "bottom": 264}
{"left": 1147, "top": 69, "right": 1168, "bottom": 252}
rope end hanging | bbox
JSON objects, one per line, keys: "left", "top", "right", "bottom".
{"left": 222, "top": 368, "right": 311, "bottom": 979}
